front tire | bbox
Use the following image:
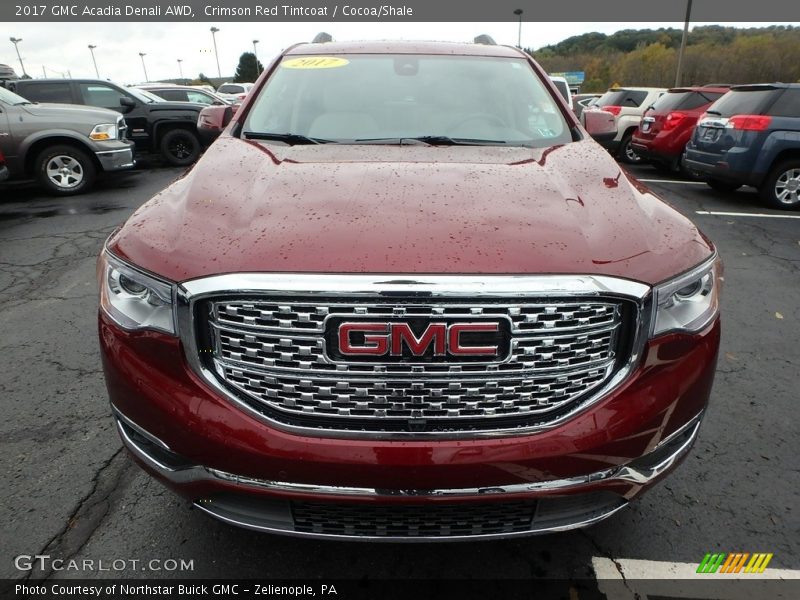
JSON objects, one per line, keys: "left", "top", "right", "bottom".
{"left": 35, "top": 145, "right": 96, "bottom": 196}
{"left": 759, "top": 160, "right": 800, "bottom": 210}
{"left": 618, "top": 132, "right": 643, "bottom": 165}
{"left": 160, "top": 129, "right": 201, "bottom": 166}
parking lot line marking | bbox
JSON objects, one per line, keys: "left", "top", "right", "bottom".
{"left": 638, "top": 178, "right": 708, "bottom": 185}
{"left": 593, "top": 557, "right": 800, "bottom": 600}
{"left": 695, "top": 210, "right": 800, "bottom": 219}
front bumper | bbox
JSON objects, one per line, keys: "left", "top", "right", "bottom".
{"left": 94, "top": 140, "right": 136, "bottom": 172}
{"left": 114, "top": 403, "right": 704, "bottom": 540}
{"left": 100, "top": 307, "right": 720, "bottom": 540}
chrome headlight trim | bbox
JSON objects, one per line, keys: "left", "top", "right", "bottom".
{"left": 99, "top": 250, "right": 177, "bottom": 335}
{"left": 651, "top": 253, "right": 722, "bottom": 338}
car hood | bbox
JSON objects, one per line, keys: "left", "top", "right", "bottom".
{"left": 109, "top": 136, "right": 714, "bottom": 286}
{"left": 20, "top": 102, "right": 120, "bottom": 121}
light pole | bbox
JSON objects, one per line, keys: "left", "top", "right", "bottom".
{"left": 88, "top": 44, "right": 99, "bottom": 78}
{"left": 513, "top": 9, "right": 523, "bottom": 49}
{"left": 139, "top": 52, "right": 149, "bottom": 82}
{"left": 210, "top": 27, "right": 221, "bottom": 78}
{"left": 253, "top": 39, "right": 260, "bottom": 73}
{"left": 177, "top": 58, "right": 184, "bottom": 82}
{"left": 10, "top": 37, "right": 27, "bottom": 76}
{"left": 675, "top": 0, "right": 693, "bottom": 87}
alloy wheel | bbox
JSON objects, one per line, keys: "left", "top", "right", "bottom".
{"left": 46, "top": 155, "right": 84, "bottom": 189}
{"left": 774, "top": 168, "right": 800, "bottom": 205}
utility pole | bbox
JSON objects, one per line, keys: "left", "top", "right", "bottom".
{"left": 139, "top": 52, "right": 149, "bottom": 82}
{"left": 10, "top": 37, "right": 27, "bottom": 76}
{"left": 177, "top": 59, "right": 184, "bottom": 81}
{"left": 675, "top": 0, "right": 693, "bottom": 87}
{"left": 513, "top": 9, "right": 523, "bottom": 49}
{"left": 210, "top": 27, "right": 221, "bottom": 78}
{"left": 253, "top": 39, "right": 260, "bottom": 73}
{"left": 88, "top": 45, "right": 99, "bottom": 78}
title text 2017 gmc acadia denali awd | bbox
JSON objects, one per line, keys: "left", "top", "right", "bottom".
{"left": 98, "top": 38, "right": 722, "bottom": 541}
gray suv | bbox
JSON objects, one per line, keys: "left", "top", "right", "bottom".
{"left": 0, "top": 86, "right": 134, "bottom": 195}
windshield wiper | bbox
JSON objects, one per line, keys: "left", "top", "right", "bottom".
{"left": 409, "top": 136, "right": 509, "bottom": 146}
{"left": 243, "top": 132, "right": 333, "bottom": 145}
{"left": 705, "top": 110, "right": 722, "bottom": 116}
{"left": 354, "top": 136, "right": 509, "bottom": 146}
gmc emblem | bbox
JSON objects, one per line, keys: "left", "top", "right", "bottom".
{"left": 326, "top": 318, "right": 512, "bottom": 362}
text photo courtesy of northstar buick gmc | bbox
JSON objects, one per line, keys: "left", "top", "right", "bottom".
{"left": 98, "top": 37, "right": 722, "bottom": 540}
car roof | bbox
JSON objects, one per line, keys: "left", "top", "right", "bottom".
{"left": 605, "top": 87, "right": 667, "bottom": 93}
{"left": 284, "top": 40, "right": 526, "bottom": 58}
{"left": 17, "top": 78, "right": 120, "bottom": 85}
{"left": 730, "top": 82, "right": 800, "bottom": 91}
{"left": 667, "top": 86, "right": 731, "bottom": 94}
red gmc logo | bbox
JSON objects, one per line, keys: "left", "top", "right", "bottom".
{"left": 337, "top": 322, "right": 500, "bottom": 357}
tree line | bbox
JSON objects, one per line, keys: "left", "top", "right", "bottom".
{"left": 530, "top": 25, "right": 800, "bottom": 92}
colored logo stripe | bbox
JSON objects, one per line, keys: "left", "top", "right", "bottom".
{"left": 697, "top": 553, "right": 773, "bottom": 574}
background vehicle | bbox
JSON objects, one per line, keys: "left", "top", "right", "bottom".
{"left": 7, "top": 78, "right": 206, "bottom": 166}
{"left": 584, "top": 87, "right": 667, "bottom": 163}
{"left": 215, "top": 82, "right": 254, "bottom": 103}
{"left": 136, "top": 84, "right": 234, "bottom": 106}
{"left": 573, "top": 93, "right": 601, "bottom": 118}
{"left": 0, "top": 86, "right": 134, "bottom": 195}
{"left": 685, "top": 83, "right": 800, "bottom": 210}
{"left": 549, "top": 76, "right": 573, "bottom": 110}
{"left": 0, "top": 149, "right": 8, "bottom": 182}
{"left": 0, "top": 63, "right": 18, "bottom": 84}
{"left": 196, "top": 102, "right": 238, "bottom": 144}
{"left": 631, "top": 86, "right": 729, "bottom": 174}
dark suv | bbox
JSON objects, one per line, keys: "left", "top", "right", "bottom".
{"left": 685, "top": 83, "right": 800, "bottom": 210}
{"left": 6, "top": 79, "right": 206, "bottom": 166}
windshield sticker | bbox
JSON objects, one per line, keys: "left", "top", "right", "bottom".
{"left": 281, "top": 57, "right": 350, "bottom": 69}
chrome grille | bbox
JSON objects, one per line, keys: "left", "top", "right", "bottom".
{"left": 199, "top": 297, "right": 629, "bottom": 433}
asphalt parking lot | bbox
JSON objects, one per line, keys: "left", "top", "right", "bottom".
{"left": 1, "top": 162, "right": 798, "bottom": 587}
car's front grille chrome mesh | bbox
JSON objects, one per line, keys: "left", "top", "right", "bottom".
{"left": 198, "top": 297, "right": 630, "bottom": 434}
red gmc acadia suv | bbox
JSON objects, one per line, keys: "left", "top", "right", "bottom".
{"left": 98, "top": 38, "right": 722, "bottom": 541}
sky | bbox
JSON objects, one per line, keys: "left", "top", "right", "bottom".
{"left": 3, "top": 21, "right": 796, "bottom": 84}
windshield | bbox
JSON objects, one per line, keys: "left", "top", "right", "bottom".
{"left": 218, "top": 84, "right": 243, "bottom": 94}
{"left": 707, "top": 89, "right": 776, "bottom": 117}
{"left": 0, "top": 85, "right": 31, "bottom": 105}
{"left": 124, "top": 86, "right": 157, "bottom": 103}
{"left": 135, "top": 88, "right": 165, "bottom": 103}
{"left": 597, "top": 89, "right": 648, "bottom": 108}
{"left": 242, "top": 54, "right": 572, "bottom": 147}
{"left": 652, "top": 90, "right": 724, "bottom": 112}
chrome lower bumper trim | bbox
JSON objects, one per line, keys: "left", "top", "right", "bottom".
{"left": 113, "top": 404, "right": 702, "bottom": 500}
{"left": 113, "top": 405, "right": 702, "bottom": 539}
{"left": 191, "top": 497, "right": 629, "bottom": 542}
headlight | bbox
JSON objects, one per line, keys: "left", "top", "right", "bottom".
{"left": 651, "top": 254, "right": 722, "bottom": 337}
{"left": 89, "top": 123, "right": 118, "bottom": 141}
{"left": 98, "top": 251, "right": 176, "bottom": 335}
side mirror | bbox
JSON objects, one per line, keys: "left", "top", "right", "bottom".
{"left": 584, "top": 110, "right": 617, "bottom": 142}
{"left": 119, "top": 96, "right": 136, "bottom": 111}
{"left": 197, "top": 104, "right": 235, "bottom": 137}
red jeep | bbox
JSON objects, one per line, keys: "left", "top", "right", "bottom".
{"left": 99, "top": 37, "right": 721, "bottom": 540}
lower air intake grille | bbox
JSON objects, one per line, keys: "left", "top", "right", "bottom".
{"left": 291, "top": 501, "right": 537, "bottom": 537}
